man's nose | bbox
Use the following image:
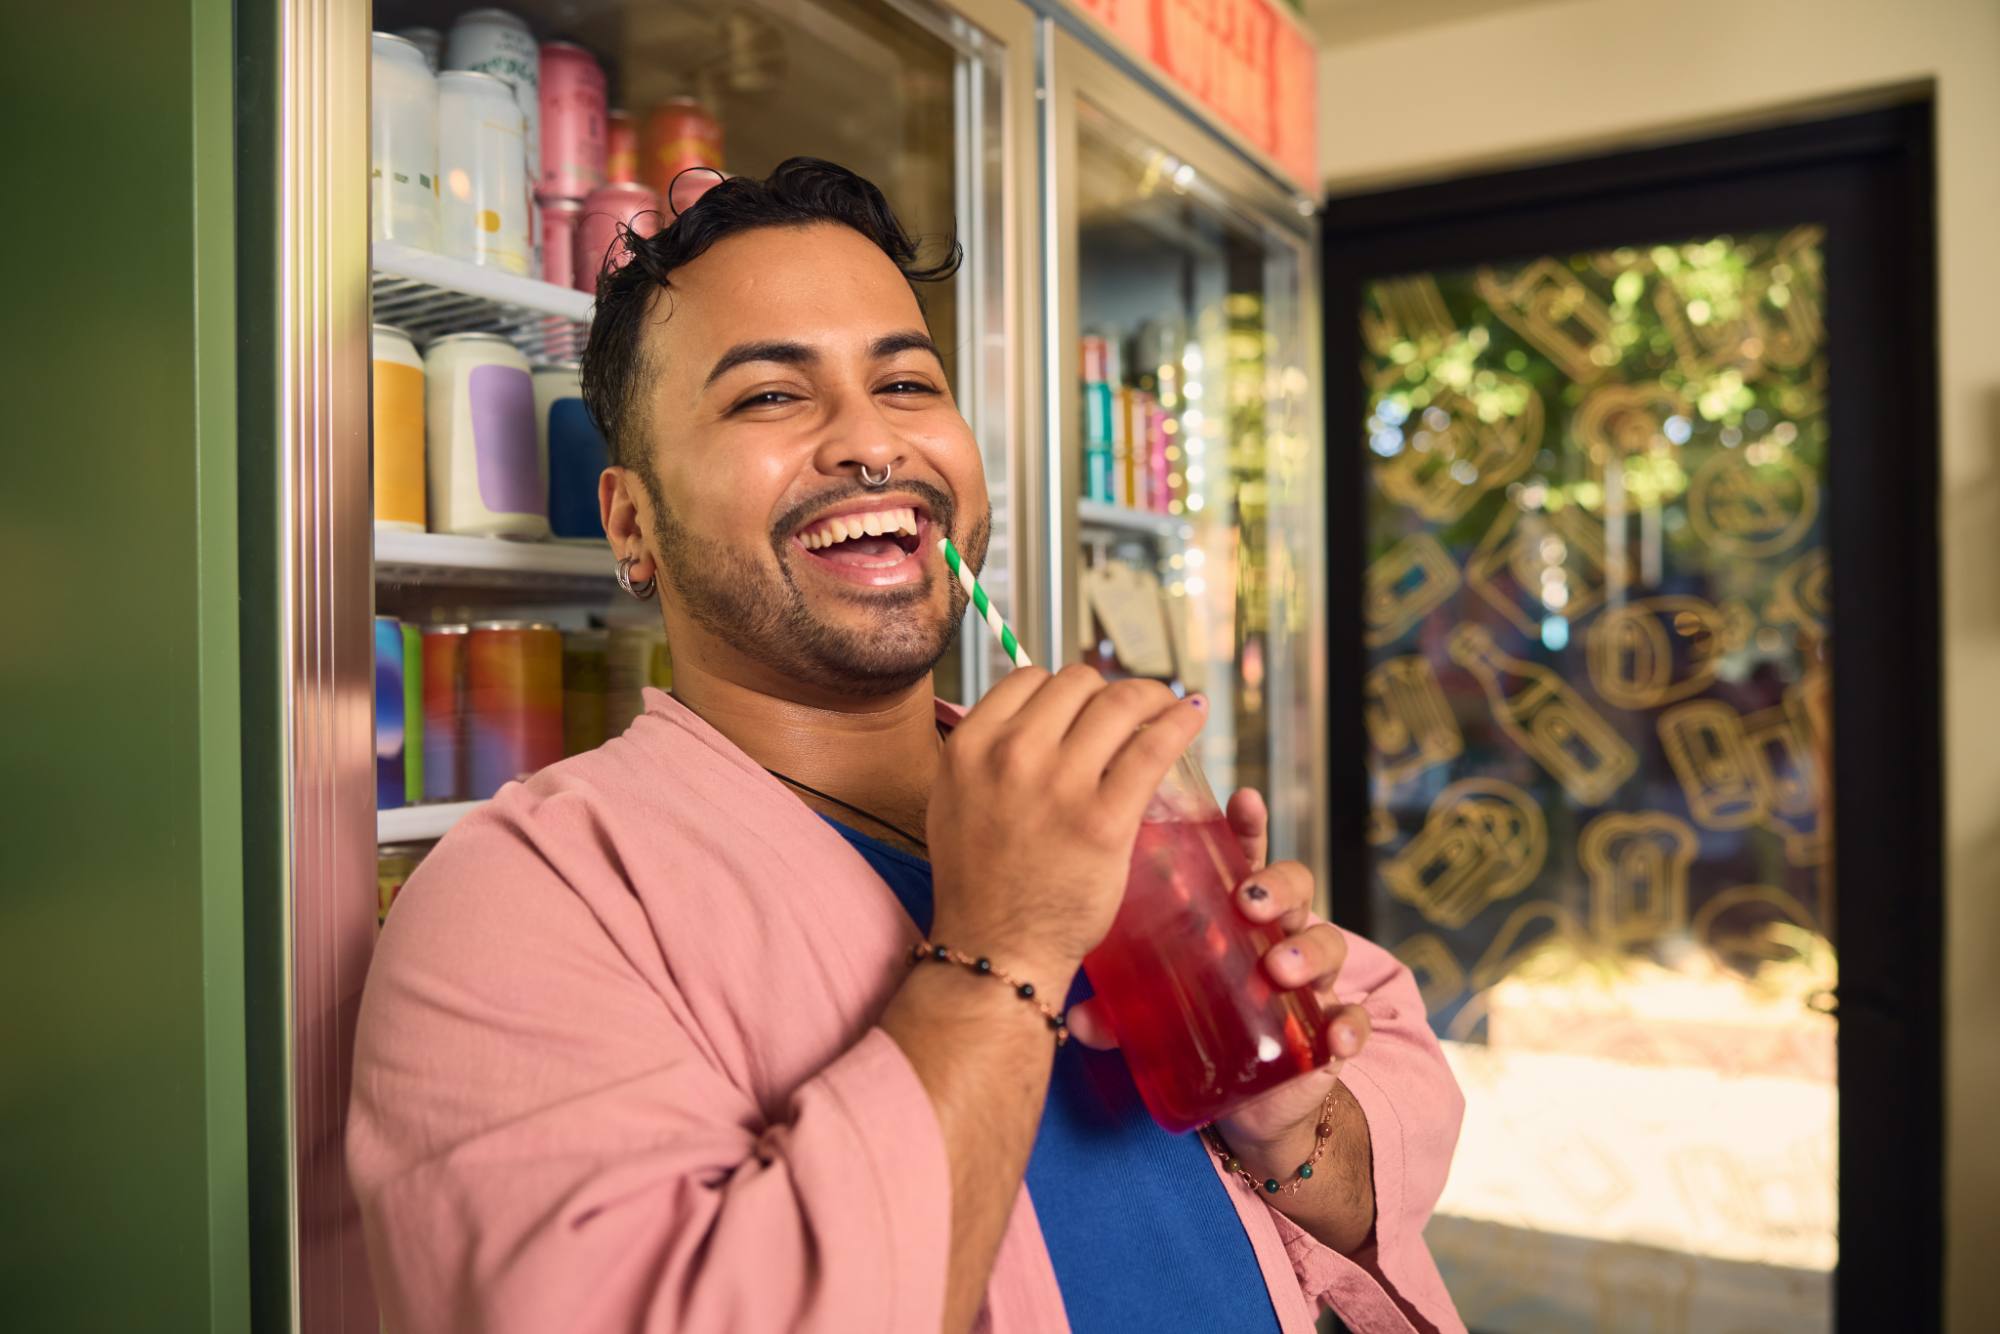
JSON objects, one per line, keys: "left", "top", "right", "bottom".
{"left": 810, "top": 388, "right": 906, "bottom": 479}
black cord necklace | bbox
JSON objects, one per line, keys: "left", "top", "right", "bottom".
{"left": 764, "top": 767, "right": 929, "bottom": 851}
{"left": 761, "top": 720, "right": 949, "bottom": 854}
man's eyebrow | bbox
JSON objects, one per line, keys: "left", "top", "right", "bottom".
{"left": 871, "top": 330, "right": 942, "bottom": 362}
{"left": 702, "top": 340, "right": 817, "bottom": 388}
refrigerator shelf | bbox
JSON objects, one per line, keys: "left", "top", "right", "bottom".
{"left": 1078, "top": 500, "right": 1194, "bottom": 544}
{"left": 375, "top": 526, "right": 614, "bottom": 590}
{"left": 377, "top": 799, "right": 482, "bottom": 845}
{"left": 371, "top": 242, "right": 592, "bottom": 363}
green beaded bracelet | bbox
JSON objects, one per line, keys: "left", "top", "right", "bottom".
{"left": 1199, "top": 1087, "right": 1339, "bottom": 1198}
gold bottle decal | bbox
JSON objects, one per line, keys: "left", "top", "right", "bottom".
{"left": 1655, "top": 699, "right": 1766, "bottom": 829}
{"left": 1475, "top": 258, "right": 1619, "bottom": 386}
{"left": 1365, "top": 655, "right": 1463, "bottom": 785}
{"left": 1447, "top": 623, "right": 1637, "bottom": 805}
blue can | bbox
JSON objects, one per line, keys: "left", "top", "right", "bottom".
{"left": 534, "top": 362, "right": 610, "bottom": 540}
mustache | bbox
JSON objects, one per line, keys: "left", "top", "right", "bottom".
{"left": 769, "top": 478, "right": 958, "bottom": 547}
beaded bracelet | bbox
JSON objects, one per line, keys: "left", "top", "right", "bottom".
{"left": 909, "top": 941, "right": 1070, "bottom": 1047}
{"left": 1199, "top": 1085, "right": 1339, "bottom": 1196}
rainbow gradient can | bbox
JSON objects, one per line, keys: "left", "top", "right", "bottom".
{"left": 422, "top": 623, "right": 470, "bottom": 801}
{"left": 468, "top": 620, "right": 563, "bottom": 798}
{"left": 374, "top": 616, "right": 406, "bottom": 809}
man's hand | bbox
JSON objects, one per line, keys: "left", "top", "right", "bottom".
{"left": 1065, "top": 787, "right": 1378, "bottom": 1254}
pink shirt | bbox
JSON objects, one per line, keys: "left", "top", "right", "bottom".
{"left": 349, "top": 691, "right": 1466, "bottom": 1333}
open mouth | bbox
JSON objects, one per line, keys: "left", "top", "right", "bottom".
{"left": 790, "top": 499, "right": 931, "bottom": 588}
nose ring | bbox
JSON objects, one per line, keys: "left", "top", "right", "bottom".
{"left": 859, "top": 462, "right": 892, "bottom": 489}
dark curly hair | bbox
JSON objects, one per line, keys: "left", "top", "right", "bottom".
{"left": 579, "top": 157, "right": 962, "bottom": 488}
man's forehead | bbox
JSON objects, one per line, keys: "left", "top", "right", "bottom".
{"left": 642, "top": 223, "right": 929, "bottom": 377}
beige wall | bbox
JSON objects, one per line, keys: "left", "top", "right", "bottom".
{"left": 1314, "top": 0, "right": 2000, "bottom": 1325}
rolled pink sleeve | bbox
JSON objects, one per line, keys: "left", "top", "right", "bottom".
{"left": 1274, "top": 928, "right": 1467, "bottom": 1334}
{"left": 347, "top": 821, "right": 952, "bottom": 1334}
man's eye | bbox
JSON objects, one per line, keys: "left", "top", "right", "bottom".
{"left": 879, "top": 379, "right": 936, "bottom": 396}
{"left": 732, "top": 391, "right": 796, "bottom": 412}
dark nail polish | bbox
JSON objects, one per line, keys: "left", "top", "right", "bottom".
{"left": 1244, "top": 884, "right": 1270, "bottom": 903}
{"left": 1189, "top": 694, "right": 1209, "bottom": 711}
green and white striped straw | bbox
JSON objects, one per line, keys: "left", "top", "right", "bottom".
{"left": 940, "top": 536, "right": 1032, "bottom": 669}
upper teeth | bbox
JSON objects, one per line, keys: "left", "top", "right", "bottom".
{"left": 800, "top": 507, "right": 920, "bottom": 550}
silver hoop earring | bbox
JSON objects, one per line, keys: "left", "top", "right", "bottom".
{"left": 859, "top": 462, "right": 892, "bottom": 489}
{"left": 616, "top": 554, "right": 657, "bottom": 601}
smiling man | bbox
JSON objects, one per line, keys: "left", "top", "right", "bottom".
{"left": 348, "top": 159, "right": 1465, "bottom": 1334}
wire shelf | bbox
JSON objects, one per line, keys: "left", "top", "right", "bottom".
{"left": 371, "top": 242, "right": 594, "bottom": 364}
{"left": 374, "top": 527, "right": 615, "bottom": 592}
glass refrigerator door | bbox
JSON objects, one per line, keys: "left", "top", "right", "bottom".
{"left": 272, "top": 0, "right": 1031, "bottom": 1327}
{"left": 1049, "top": 33, "right": 1323, "bottom": 870}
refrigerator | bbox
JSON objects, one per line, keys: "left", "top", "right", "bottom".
{"left": 246, "top": 0, "right": 1320, "bottom": 1326}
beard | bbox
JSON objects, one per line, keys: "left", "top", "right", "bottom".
{"left": 647, "top": 473, "right": 990, "bottom": 697}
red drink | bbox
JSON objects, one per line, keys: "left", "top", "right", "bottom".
{"left": 1084, "top": 766, "right": 1331, "bottom": 1133}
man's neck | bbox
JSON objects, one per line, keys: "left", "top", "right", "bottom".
{"left": 667, "top": 636, "right": 943, "bottom": 852}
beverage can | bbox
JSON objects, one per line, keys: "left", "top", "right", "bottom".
{"left": 444, "top": 8, "right": 539, "bottom": 221}
{"left": 574, "top": 181, "right": 661, "bottom": 294}
{"left": 421, "top": 624, "right": 470, "bottom": 801}
{"left": 423, "top": 332, "right": 549, "bottom": 539}
{"left": 537, "top": 41, "right": 606, "bottom": 200}
{"left": 607, "top": 621, "right": 672, "bottom": 731}
{"left": 400, "top": 622, "right": 425, "bottom": 801}
{"left": 375, "top": 616, "right": 407, "bottom": 810}
{"left": 640, "top": 97, "right": 722, "bottom": 203}
{"left": 562, "top": 628, "right": 610, "bottom": 756}
{"left": 437, "top": 70, "right": 530, "bottom": 274}
{"left": 1084, "top": 751, "right": 1331, "bottom": 1132}
{"left": 370, "top": 324, "right": 426, "bottom": 531}
{"left": 533, "top": 362, "right": 609, "bottom": 541}
{"left": 370, "top": 33, "right": 439, "bottom": 249}
{"left": 538, "top": 197, "right": 583, "bottom": 288}
{"left": 377, "top": 842, "right": 429, "bottom": 925}
{"left": 604, "top": 108, "right": 637, "bottom": 184}
{"left": 467, "top": 620, "right": 564, "bottom": 798}
{"left": 395, "top": 26, "right": 442, "bottom": 72}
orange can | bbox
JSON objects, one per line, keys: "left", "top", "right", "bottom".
{"left": 640, "top": 97, "right": 722, "bottom": 203}
{"left": 605, "top": 107, "right": 638, "bottom": 184}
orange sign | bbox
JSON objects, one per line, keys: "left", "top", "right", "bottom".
{"left": 1071, "top": 0, "right": 1319, "bottom": 193}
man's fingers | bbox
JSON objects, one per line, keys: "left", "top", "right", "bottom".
{"left": 1226, "top": 787, "right": 1269, "bottom": 872}
{"left": 1235, "top": 860, "right": 1315, "bottom": 935}
{"left": 947, "top": 665, "right": 1053, "bottom": 744}
{"left": 1006, "top": 662, "right": 1119, "bottom": 749}
{"left": 1065, "top": 999, "right": 1119, "bottom": 1050}
{"left": 1262, "top": 921, "right": 1349, "bottom": 991}
{"left": 1324, "top": 1002, "right": 1372, "bottom": 1062}
{"left": 1096, "top": 695, "right": 1208, "bottom": 819}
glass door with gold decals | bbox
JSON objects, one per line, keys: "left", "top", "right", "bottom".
{"left": 1047, "top": 30, "right": 1323, "bottom": 871}
{"left": 1326, "top": 109, "right": 1939, "bottom": 1331}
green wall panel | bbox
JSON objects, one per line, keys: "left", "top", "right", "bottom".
{"left": 0, "top": 0, "right": 250, "bottom": 1327}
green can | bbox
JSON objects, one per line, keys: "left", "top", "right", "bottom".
{"left": 401, "top": 622, "right": 424, "bottom": 800}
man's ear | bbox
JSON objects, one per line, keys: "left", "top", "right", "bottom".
{"left": 600, "top": 466, "right": 657, "bottom": 584}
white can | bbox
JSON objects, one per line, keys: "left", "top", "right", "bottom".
{"left": 445, "top": 9, "right": 539, "bottom": 263}
{"left": 395, "top": 26, "right": 442, "bottom": 72}
{"left": 423, "top": 333, "right": 549, "bottom": 539}
{"left": 370, "top": 33, "right": 438, "bottom": 250}
{"left": 437, "top": 70, "right": 529, "bottom": 274}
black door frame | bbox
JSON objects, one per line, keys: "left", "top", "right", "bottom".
{"left": 1320, "top": 103, "right": 1941, "bottom": 1329}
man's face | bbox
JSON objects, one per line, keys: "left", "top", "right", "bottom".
{"left": 618, "top": 221, "right": 990, "bottom": 697}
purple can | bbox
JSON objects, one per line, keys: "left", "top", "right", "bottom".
{"left": 538, "top": 41, "right": 606, "bottom": 200}
{"left": 375, "top": 616, "right": 407, "bottom": 809}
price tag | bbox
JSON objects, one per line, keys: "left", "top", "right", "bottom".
{"left": 1085, "top": 560, "right": 1177, "bottom": 678}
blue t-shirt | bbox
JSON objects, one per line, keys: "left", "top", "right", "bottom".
{"left": 825, "top": 817, "right": 1283, "bottom": 1334}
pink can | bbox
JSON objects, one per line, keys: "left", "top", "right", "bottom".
{"left": 574, "top": 181, "right": 661, "bottom": 293}
{"left": 538, "top": 41, "right": 606, "bottom": 200}
{"left": 540, "top": 197, "right": 583, "bottom": 288}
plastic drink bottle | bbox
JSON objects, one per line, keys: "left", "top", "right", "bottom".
{"left": 1083, "top": 751, "right": 1332, "bottom": 1132}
